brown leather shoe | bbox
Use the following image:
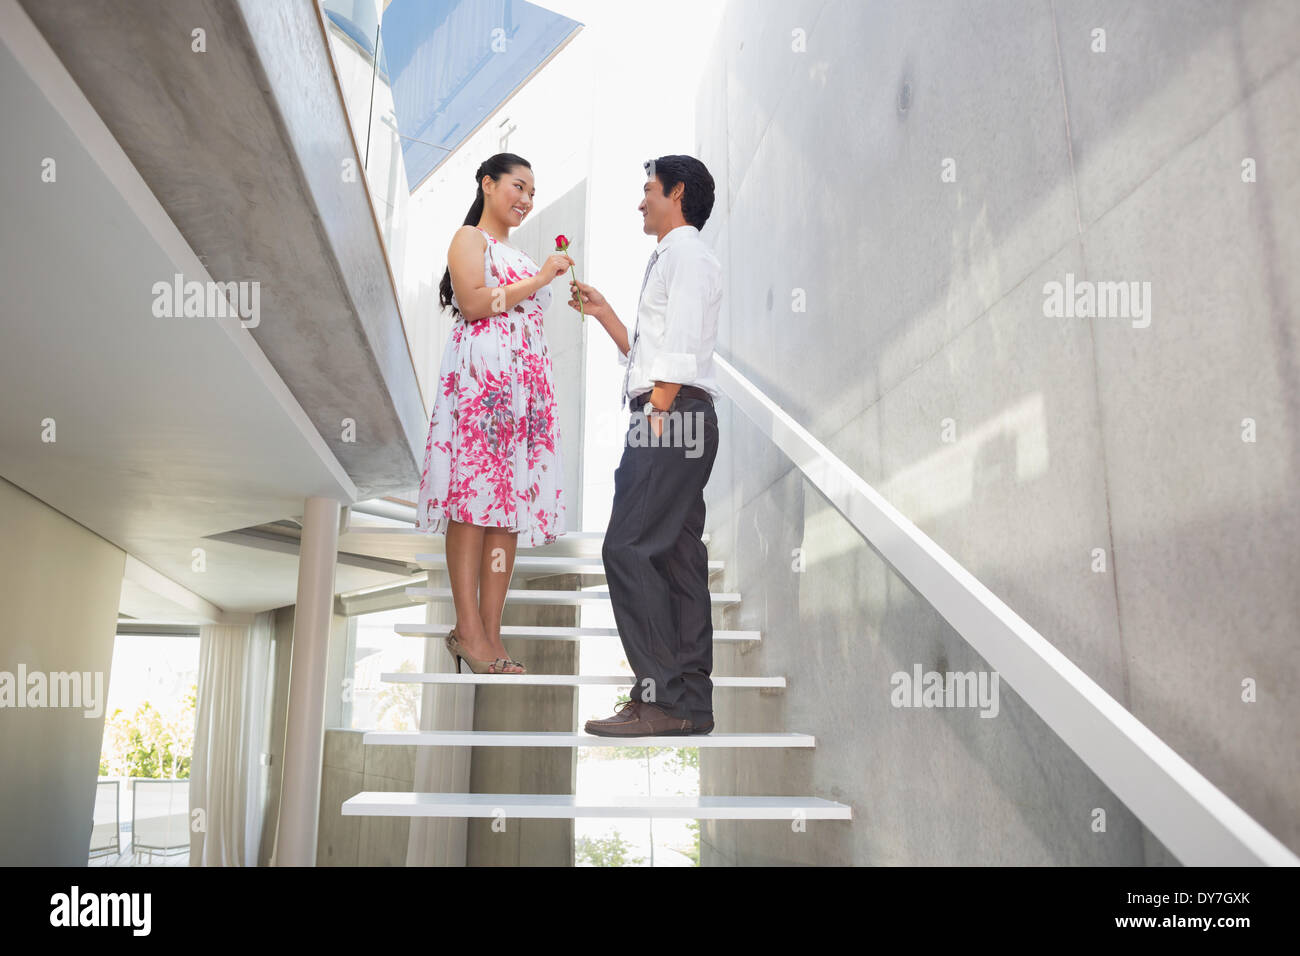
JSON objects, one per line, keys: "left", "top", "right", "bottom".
{"left": 585, "top": 700, "right": 695, "bottom": 737}
{"left": 584, "top": 699, "right": 641, "bottom": 735}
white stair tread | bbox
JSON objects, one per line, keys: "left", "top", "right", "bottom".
{"left": 380, "top": 671, "right": 785, "bottom": 687}
{"left": 414, "top": 554, "right": 725, "bottom": 574}
{"left": 338, "top": 528, "right": 710, "bottom": 561}
{"left": 354, "top": 529, "right": 608, "bottom": 559}
{"left": 336, "top": 528, "right": 603, "bottom": 563}
{"left": 342, "top": 791, "right": 851, "bottom": 820}
{"left": 406, "top": 586, "right": 741, "bottom": 606}
{"left": 362, "top": 730, "right": 815, "bottom": 747}
{"left": 395, "top": 624, "right": 761, "bottom": 642}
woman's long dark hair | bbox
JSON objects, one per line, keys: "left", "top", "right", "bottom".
{"left": 439, "top": 152, "right": 532, "bottom": 317}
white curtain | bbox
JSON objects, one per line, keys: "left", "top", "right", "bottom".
{"left": 189, "top": 611, "right": 276, "bottom": 866}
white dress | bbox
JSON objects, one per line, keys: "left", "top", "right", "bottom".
{"left": 415, "top": 227, "right": 566, "bottom": 546}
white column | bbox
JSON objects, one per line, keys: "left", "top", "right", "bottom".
{"left": 273, "top": 495, "right": 341, "bottom": 866}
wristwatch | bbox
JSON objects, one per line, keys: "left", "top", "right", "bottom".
{"left": 642, "top": 400, "right": 670, "bottom": 419}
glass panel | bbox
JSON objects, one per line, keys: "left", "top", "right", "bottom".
{"left": 349, "top": 606, "right": 426, "bottom": 731}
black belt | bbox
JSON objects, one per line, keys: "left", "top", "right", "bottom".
{"left": 631, "top": 384, "right": 714, "bottom": 410}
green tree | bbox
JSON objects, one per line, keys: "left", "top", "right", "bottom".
{"left": 576, "top": 830, "right": 646, "bottom": 867}
{"left": 98, "top": 684, "right": 196, "bottom": 779}
{"left": 374, "top": 659, "right": 421, "bottom": 730}
{"left": 669, "top": 747, "right": 699, "bottom": 772}
{"left": 677, "top": 820, "right": 700, "bottom": 866}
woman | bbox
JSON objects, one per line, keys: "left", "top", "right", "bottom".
{"left": 416, "top": 152, "right": 572, "bottom": 675}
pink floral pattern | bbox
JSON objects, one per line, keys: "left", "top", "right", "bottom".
{"left": 416, "top": 227, "right": 565, "bottom": 546}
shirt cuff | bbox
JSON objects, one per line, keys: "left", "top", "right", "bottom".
{"left": 644, "top": 351, "right": 698, "bottom": 384}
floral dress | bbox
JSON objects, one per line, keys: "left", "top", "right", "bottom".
{"left": 416, "top": 226, "right": 565, "bottom": 547}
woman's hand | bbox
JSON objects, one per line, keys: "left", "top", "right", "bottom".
{"left": 538, "top": 253, "right": 574, "bottom": 282}
{"left": 568, "top": 279, "right": 608, "bottom": 317}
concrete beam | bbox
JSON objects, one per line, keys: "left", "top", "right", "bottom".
{"left": 18, "top": 0, "right": 428, "bottom": 499}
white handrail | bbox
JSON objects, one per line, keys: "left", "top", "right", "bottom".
{"left": 714, "top": 353, "right": 1298, "bottom": 866}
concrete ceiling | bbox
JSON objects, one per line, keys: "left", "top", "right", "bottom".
{"left": 11, "top": 0, "right": 429, "bottom": 503}
{"left": 0, "top": 1, "right": 426, "bottom": 622}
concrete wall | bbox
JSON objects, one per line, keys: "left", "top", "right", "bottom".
{"left": 696, "top": 0, "right": 1299, "bottom": 864}
{"left": 0, "top": 476, "right": 126, "bottom": 865}
{"left": 318, "top": 729, "right": 416, "bottom": 865}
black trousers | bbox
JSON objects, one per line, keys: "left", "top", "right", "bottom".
{"left": 602, "top": 394, "right": 720, "bottom": 724}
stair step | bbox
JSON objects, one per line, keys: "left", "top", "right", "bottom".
{"left": 414, "top": 553, "right": 725, "bottom": 575}
{"left": 405, "top": 586, "right": 741, "bottom": 606}
{"left": 339, "top": 527, "right": 712, "bottom": 563}
{"left": 335, "top": 526, "right": 601, "bottom": 563}
{"left": 350, "top": 529, "right": 610, "bottom": 558}
{"left": 342, "top": 792, "right": 851, "bottom": 820}
{"left": 394, "top": 624, "right": 761, "bottom": 642}
{"left": 361, "top": 731, "right": 815, "bottom": 747}
{"left": 380, "top": 672, "right": 785, "bottom": 688}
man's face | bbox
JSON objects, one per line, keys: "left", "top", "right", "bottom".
{"left": 638, "top": 174, "right": 678, "bottom": 234}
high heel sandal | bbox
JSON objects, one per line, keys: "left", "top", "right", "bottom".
{"left": 445, "top": 627, "right": 526, "bottom": 674}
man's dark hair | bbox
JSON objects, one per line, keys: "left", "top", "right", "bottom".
{"left": 644, "top": 155, "right": 715, "bottom": 230}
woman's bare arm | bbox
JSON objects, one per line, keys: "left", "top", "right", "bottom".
{"left": 447, "top": 226, "right": 545, "bottom": 320}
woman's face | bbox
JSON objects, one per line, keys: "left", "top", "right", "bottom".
{"left": 487, "top": 166, "right": 534, "bottom": 225}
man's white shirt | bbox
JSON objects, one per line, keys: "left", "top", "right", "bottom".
{"left": 619, "top": 224, "right": 723, "bottom": 404}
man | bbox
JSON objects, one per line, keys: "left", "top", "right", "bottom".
{"left": 567, "top": 155, "right": 723, "bottom": 736}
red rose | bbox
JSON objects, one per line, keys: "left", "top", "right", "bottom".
{"left": 554, "top": 233, "right": 583, "bottom": 321}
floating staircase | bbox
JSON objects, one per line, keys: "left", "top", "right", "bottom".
{"left": 340, "top": 527, "right": 852, "bottom": 828}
